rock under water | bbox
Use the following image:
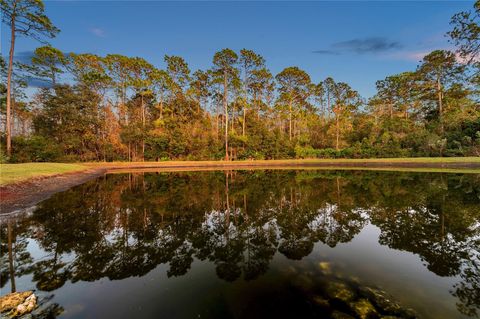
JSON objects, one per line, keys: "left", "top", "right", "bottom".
{"left": 0, "top": 291, "right": 37, "bottom": 318}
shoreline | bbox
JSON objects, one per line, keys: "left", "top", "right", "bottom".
{"left": 1, "top": 158, "right": 479, "bottom": 216}
{"left": 0, "top": 168, "right": 107, "bottom": 216}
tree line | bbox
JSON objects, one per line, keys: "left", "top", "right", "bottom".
{"left": 1, "top": 0, "right": 479, "bottom": 162}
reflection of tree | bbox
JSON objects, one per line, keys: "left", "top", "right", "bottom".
{"left": 372, "top": 205, "right": 470, "bottom": 276}
{"left": 0, "top": 219, "right": 64, "bottom": 318}
{"left": 453, "top": 251, "right": 480, "bottom": 317}
{"left": 30, "top": 294, "right": 64, "bottom": 319}
{"left": 367, "top": 173, "right": 480, "bottom": 316}
{"left": 1, "top": 170, "right": 479, "bottom": 317}
{"left": 0, "top": 219, "right": 34, "bottom": 291}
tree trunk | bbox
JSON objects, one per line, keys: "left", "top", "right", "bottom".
{"left": 437, "top": 76, "right": 443, "bottom": 117}
{"left": 122, "top": 83, "right": 127, "bottom": 125}
{"left": 254, "top": 91, "right": 259, "bottom": 120}
{"left": 215, "top": 112, "right": 219, "bottom": 139}
{"left": 289, "top": 98, "right": 292, "bottom": 141}
{"left": 141, "top": 94, "right": 145, "bottom": 161}
{"left": 437, "top": 75, "right": 444, "bottom": 133}
{"left": 11, "top": 97, "right": 15, "bottom": 138}
{"left": 327, "top": 89, "right": 331, "bottom": 119}
{"left": 224, "top": 71, "right": 229, "bottom": 161}
{"left": 335, "top": 112, "right": 340, "bottom": 151}
{"left": 243, "top": 107, "right": 246, "bottom": 136}
{"left": 103, "top": 108, "right": 107, "bottom": 162}
{"left": 6, "top": 16, "right": 16, "bottom": 157}
{"left": 243, "top": 66, "right": 247, "bottom": 137}
{"left": 159, "top": 90, "right": 164, "bottom": 119}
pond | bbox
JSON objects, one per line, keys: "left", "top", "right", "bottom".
{"left": 1, "top": 169, "right": 479, "bottom": 319}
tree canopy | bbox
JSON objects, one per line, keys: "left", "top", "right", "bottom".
{"left": 1, "top": 1, "right": 479, "bottom": 162}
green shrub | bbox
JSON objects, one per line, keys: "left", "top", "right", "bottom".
{"left": 294, "top": 145, "right": 320, "bottom": 158}
{"left": 10, "top": 136, "right": 62, "bottom": 163}
{"left": 317, "top": 148, "right": 337, "bottom": 158}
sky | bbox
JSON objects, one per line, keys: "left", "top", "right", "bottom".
{"left": 1, "top": 0, "right": 475, "bottom": 98}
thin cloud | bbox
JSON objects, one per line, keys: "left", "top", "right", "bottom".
{"left": 312, "top": 49, "right": 340, "bottom": 55}
{"left": 313, "top": 37, "right": 403, "bottom": 55}
{"left": 333, "top": 37, "right": 403, "bottom": 54}
{"left": 90, "top": 27, "right": 106, "bottom": 38}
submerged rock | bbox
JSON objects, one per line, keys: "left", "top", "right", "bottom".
{"left": 0, "top": 291, "right": 33, "bottom": 313}
{"left": 312, "top": 295, "right": 330, "bottom": 308}
{"left": 349, "top": 298, "right": 378, "bottom": 319}
{"left": 325, "top": 281, "right": 356, "bottom": 303}
{"left": 360, "top": 287, "right": 399, "bottom": 313}
{"left": 13, "top": 293, "right": 37, "bottom": 317}
{"left": 359, "top": 287, "right": 417, "bottom": 318}
{"left": 318, "top": 261, "right": 332, "bottom": 275}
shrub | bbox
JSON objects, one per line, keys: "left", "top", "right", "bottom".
{"left": 10, "top": 135, "right": 62, "bottom": 163}
{"left": 294, "top": 145, "right": 320, "bottom": 158}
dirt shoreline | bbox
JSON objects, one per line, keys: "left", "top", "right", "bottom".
{"left": 1, "top": 161, "right": 479, "bottom": 216}
{"left": 0, "top": 168, "right": 107, "bottom": 216}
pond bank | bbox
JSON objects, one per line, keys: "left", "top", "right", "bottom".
{"left": 0, "top": 168, "right": 106, "bottom": 216}
{"left": 88, "top": 157, "right": 480, "bottom": 170}
{"left": 1, "top": 158, "right": 479, "bottom": 215}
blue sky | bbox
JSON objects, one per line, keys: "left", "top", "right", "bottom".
{"left": 2, "top": 1, "right": 475, "bottom": 97}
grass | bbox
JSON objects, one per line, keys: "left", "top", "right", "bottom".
{"left": 0, "top": 163, "right": 87, "bottom": 186}
{"left": 107, "top": 166, "right": 480, "bottom": 174}
{"left": 1, "top": 157, "right": 479, "bottom": 186}
{"left": 85, "top": 157, "right": 480, "bottom": 167}
{"left": 85, "top": 157, "right": 480, "bottom": 170}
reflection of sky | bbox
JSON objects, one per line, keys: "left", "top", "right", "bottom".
{"left": 3, "top": 221, "right": 465, "bottom": 319}
{"left": 308, "top": 223, "right": 462, "bottom": 319}
{"left": 3, "top": 239, "right": 42, "bottom": 293}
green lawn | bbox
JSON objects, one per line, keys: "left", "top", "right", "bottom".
{"left": 87, "top": 157, "right": 480, "bottom": 167}
{"left": 0, "top": 163, "right": 87, "bottom": 186}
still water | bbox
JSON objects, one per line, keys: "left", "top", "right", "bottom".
{"left": 1, "top": 170, "right": 479, "bottom": 319}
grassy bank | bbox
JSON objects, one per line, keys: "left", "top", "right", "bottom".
{"left": 88, "top": 157, "right": 480, "bottom": 174}
{"left": 0, "top": 163, "right": 87, "bottom": 186}
{"left": 86, "top": 157, "right": 480, "bottom": 167}
{"left": 1, "top": 158, "right": 479, "bottom": 186}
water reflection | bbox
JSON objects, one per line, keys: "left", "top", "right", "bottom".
{"left": 1, "top": 170, "right": 479, "bottom": 318}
